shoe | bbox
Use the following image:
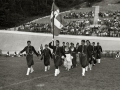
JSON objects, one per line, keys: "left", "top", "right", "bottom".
{"left": 82, "top": 73, "right": 85, "bottom": 77}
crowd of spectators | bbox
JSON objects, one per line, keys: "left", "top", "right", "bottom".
{"left": 64, "top": 11, "right": 94, "bottom": 19}
{"left": 18, "top": 22, "right": 51, "bottom": 33}
{"left": 61, "top": 20, "right": 93, "bottom": 35}
{"left": 99, "top": 11, "right": 120, "bottom": 18}
{"left": 97, "top": 14, "right": 120, "bottom": 37}
{"left": 16, "top": 10, "right": 120, "bottom": 37}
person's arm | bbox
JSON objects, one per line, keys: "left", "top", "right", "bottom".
{"left": 49, "top": 49, "right": 52, "bottom": 59}
{"left": 74, "top": 47, "right": 76, "bottom": 52}
{"left": 86, "top": 47, "right": 89, "bottom": 56}
{"left": 20, "top": 47, "right": 26, "bottom": 54}
{"left": 78, "top": 46, "right": 80, "bottom": 53}
{"left": 32, "top": 46, "right": 39, "bottom": 56}
{"left": 60, "top": 47, "right": 66, "bottom": 57}
{"left": 84, "top": 46, "right": 87, "bottom": 54}
{"left": 100, "top": 46, "right": 102, "bottom": 52}
{"left": 49, "top": 42, "right": 53, "bottom": 49}
{"left": 95, "top": 46, "right": 97, "bottom": 52}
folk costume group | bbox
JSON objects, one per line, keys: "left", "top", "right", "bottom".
{"left": 19, "top": 40, "right": 102, "bottom": 76}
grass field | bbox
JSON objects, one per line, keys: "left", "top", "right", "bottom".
{"left": 0, "top": 56, "right": 120, "bottom": 90}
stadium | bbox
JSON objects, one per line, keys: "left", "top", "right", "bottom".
{"left": 0, "top": 0, "right": 120, "bottom": 90}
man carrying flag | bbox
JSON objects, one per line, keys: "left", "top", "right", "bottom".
{"left": 49, "top": 0, "right": 66, "bottom": 76}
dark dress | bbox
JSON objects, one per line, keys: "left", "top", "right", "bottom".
{"left": 61, "top": 46, "right": 66, "bottom": 54}
{"left": 87, "top": 45, "right": 93, "bottom": 64}
{"left": 96, "top": 46, "right": 102, "bottom": 59}
{"left": 20, "top": 46, "right": 39, "bottom": 67}
{"left": 42, "top": 48, "right": 52, "bottom": 66}
{"left": 49, "top": 42, "right": 66, "bottom": 68}
{"left": 78, "top": 45, "right": 88, "bottom": 68}
{"left": 70, "top": 47, "right": 77, "bottom": 67}
{"left": 91, "top": 46, "right": 97, "bottom": 64}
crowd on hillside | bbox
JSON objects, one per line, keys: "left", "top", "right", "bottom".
{"left": 17, "top": 20, "right": 120, "bottom": 37}
{"left": 13, "top": 10, "right": 120, "bottom": 37}
{"left": 63, "top": 11, "right": 94, "bottom": 19}
{"left": 99, "top": 11, "right": 120, "bottom": 18}
{"left": 18, "top": 22, "right": 51, "bottom": 33}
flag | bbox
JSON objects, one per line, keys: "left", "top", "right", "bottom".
{"left": 50, "top": 2, "right": 65, "bottom": 36}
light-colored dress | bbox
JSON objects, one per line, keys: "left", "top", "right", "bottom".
{"left": 64, "top": 47, "right": 73, "bottom": 70}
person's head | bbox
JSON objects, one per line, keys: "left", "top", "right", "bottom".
{"left": 92, "top": 42, "right": 95, "bottom": 46}
{"left": 71, "top": 43, "right": 74, "bottom": 47}
{"left": 86, "top": 40, "right": 90, "bottom": 46}
{"left": 76, "top": 43, "right": 79, "bottom": 47}
{"left": 66, "top": 42, "right": 69, "bottom": 47}
{"left": 63, "top": 42, "right": 65, "bottom": 46}
{"left": 81, "top": 40, "right": 85, "bottom": 45}
{"left": 45, "top": 44, "right": 48, "bottom": 49}
{"left": 56, "top": 40, "right": 59, "bottom": 46}
{"left": 40, "top": 45, "right": 43, "bottom": 50}
{"left": 27, "top": 41, "right": 31, "bottom": 46}
{"left": 97, "top": 42, "right": 99, "bottom": 46}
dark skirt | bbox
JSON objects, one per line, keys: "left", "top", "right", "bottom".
{"left": 44, "top": 57, "right": 50, "bottom": 66}
{"left": 26, "top": 55, "right": 34, "bottom": 67}
{"left": 53, "top": 55, "right": 63, "bottom": 67}
{"left": 80, "top": 54, "right": 89, "bottom": 68}
{"left": 87, "top": 55, "right": 92, "bottom": 64}
{"left": 71, "top": 52, "right": 76, "bottom": 67}
{"left": 96, "top": 53, "right": 101, "bottom": 59}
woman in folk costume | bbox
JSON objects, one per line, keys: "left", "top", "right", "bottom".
{"left": 19, "top": 41, "right": 39, "bottom": 76}
{"left": 78, "top": 40, "right": 88, "bottom": 76}
{"left": 41, "top": 44, "right": 52, "bottom": 72}
{"left": 86, "top": 40, "right": 93, "bottom": 71}
{"left": 61, "top": 42, "right": 66, "bottom": 62}
{"left": 64, "top": 42, "right": 73, "bottom": 71}
{"left": 70, "top": 43, "right": 77, "bottom": 68}
{"left": 49, "top": 40, "right": 66, "bottom": 76}
{"left": 96, "top": 42, "right": 102, "bottom": 64}
{"left": 76, "top": 43, "right": 80, "bottom": 65}
{"left": 39, "top": 44, "right": 44, "bottom": 56}
{"left": 91, "top": 42, "right": 97, "bottom": 66}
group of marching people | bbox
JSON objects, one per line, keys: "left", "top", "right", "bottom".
{"left": 19, "top": 40, "right": 102, "bottom": 77}
{"left": 48, "top": 40, "right": 102, "bottom": 76}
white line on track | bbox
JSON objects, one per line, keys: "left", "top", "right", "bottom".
{"left": 0, "top": 74, "right": 53, "bottom": 89}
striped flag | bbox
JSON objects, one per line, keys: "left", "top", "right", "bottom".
{"left": 50, "top": 2, "right": 65, "bottom": 36}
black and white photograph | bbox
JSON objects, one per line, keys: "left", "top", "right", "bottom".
{"left": 0, "top": 0, "right": 120, "bottom": 90}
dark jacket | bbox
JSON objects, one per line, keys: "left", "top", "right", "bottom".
{"left": 61, "top": 46, "right": 66, "bottom": 54}
{"left": 91, "top": 46, "right": 97, "bottom": 54}
{"left": 49, "top": 42, "right": 66, "bottom": 57}
{"left": 96, "top": 46, "right": 102, "bottom": 53}
{"left": 20, "top": 46, "right": 39, "bottom": 56}
{"left": 42, "top": 48, "right": 52, "bottom": 59}
{"left": 87, "top": 45, "right": 93, "bottom": 57}
{"left": 78, "top": 45, "right": 87, "bottom": 54}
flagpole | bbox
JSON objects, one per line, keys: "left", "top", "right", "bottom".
{"left": 52, "top": 0, "right": 55, "bottom": 47}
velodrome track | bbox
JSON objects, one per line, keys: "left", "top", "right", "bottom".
{"left": 0, "top": 30, "right": 120, "bottom": 54}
